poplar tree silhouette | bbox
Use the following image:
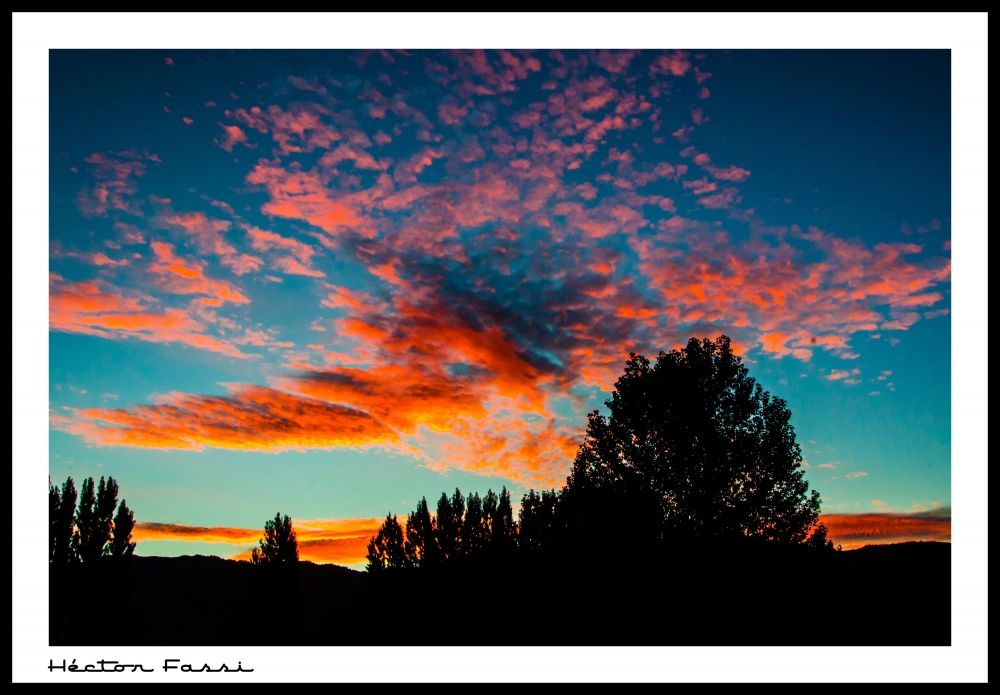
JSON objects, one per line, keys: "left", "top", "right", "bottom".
{"left": 490, "top": 487, "right": 517, "bottom": 550}
{"left": 519, "top": 489, "right": 560, "bottom": 555}
{"left": 110, "top": 499, "right": 137, "bottom": 558}
{"left": 366, "top": 514, "right": 408, "bottom": 571}
{"left": 250, "top": 513, "right": 299, "bottom": 564}
{"left": 461, "top": 492, "right": 487, "bottom": 555}
{"left": 369, "top": 486, "right": 521, "bottom": 571}
{"left": 75, "top": 477, "right": 100, "bottom": 563}
{"left": 404, "top": 497, "right": 439, "bottom": 566}
{"left": 565, "top": 336, "right": 822, "bottom": 543}
{"left": 49, "top": 476, "right": 78, "bottom": 565}
{"left": 435, "top": 489, "right": 464, "bottom": 560}
{"left": 75, "top": 476, "right": 121, "bottom": 562}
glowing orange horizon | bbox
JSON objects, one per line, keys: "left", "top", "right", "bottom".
{"left": 133, "top": 511, "right": 950, "bottom": 565}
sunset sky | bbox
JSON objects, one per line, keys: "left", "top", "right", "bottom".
{"left": 48, "top": 49, "right": 952, "bottom": 563}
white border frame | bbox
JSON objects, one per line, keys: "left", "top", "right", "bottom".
{"left": 13, "top": 12, "right": 988, "bottom": 683}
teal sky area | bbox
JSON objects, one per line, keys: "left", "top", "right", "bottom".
{"left": 48, "top": 50, "right": 951, "bottom": 561}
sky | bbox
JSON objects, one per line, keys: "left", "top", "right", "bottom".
{"left": 48, "top": 49, "right": 952, "bottom": 563}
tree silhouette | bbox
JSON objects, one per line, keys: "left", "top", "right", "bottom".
{"left": 250, "top": 513, "right": 299, "bottom": 564}
{"left": 489, "top": 487, "right": 517, "bottom": 550}
{"left": 461, "top": 491, "right": 487, "bottom": 555}
{"left": 404, "top": 497, "right": 439, "bottom": 566}
{"left": 566, "top": 336, "right": 822, "bottom": 543}
{"left": 519, "top": 489, "right": 560, "bottom": 555}
{"left": 110, "top": 499, "right": 137, "bottom": 558}
{"left": 49, "top": 476, "right": 78, "bottom": 565}
{"left": 435, "top": 489, "right": 464, "bottom": 560}
{"left": 74, "top": 476, "right": 121, "bottom": 563}
{"left": 49, "top": 475, "right": 140, "bottom": 645}
{"left": 366, "top": 514, "right": 408, "bottom": 571}
{"left": 75, "top": 477, "right": 99, "bottom": 563}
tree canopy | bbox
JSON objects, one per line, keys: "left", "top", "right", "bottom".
{"left": 566, "top": 335, "right": 822, "bottom": 543}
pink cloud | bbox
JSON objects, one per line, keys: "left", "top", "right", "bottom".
{"left": 76, "top": 150, "right": 158, "bottom": 217}
{"left": 649, "top": 50, "right": 692, "bottom": 77}
{"left": 49, "top": 276, "right": 249, "bottom": 358}
{"left": 214, "top": 124, "right": 249, "bottom": 152}
{"left": 232, "top": 104, "right": 342, "bottom": 155}
{"left": 148, "top": 241, "right": 250, "bottom": 305}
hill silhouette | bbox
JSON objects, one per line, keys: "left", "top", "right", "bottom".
{"left": 54, "top": 541, "right": 948, "bottom": 646}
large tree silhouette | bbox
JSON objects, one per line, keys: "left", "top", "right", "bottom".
{"left": 566, "top": 336, "right": 822, "bottom": 543}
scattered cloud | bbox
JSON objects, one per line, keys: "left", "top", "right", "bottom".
{"left": 50, "top": 51, "right": 953, "bottom": 487}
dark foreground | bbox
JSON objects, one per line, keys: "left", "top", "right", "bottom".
{"left": 49, "top": 541, "right": 949, "bottom": 646}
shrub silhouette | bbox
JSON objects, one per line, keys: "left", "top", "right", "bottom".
{"left": 250, "top": 513, "right": 299, "bottom": 564}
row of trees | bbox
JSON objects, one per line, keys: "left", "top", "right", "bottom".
{"left": 367, "top": 336, "right": 832, "bottom": 570}
{"left": 49, "top": 475, "right": 136, "bottom": 565}
{"left": 366, "top": 487, "right": 517, "bottom": 570}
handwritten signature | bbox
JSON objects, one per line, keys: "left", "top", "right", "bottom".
{"left": 49, "top": 659, "right": 253, "bottom": 673}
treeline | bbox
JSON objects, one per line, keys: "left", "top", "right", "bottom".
{"left": 49, "top": 475, "right": 138, "bottom": 646}
{"left": 366, "top": 487, "right": 517, "bottom": 570}
{"left": 367, "top": 337, "right": 836, "bottom": 572}
{"left": 49, "top": 475, "right": 136, "bottom": 565}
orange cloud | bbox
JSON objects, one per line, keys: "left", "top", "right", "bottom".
{"left": 820, "top": 511, "right": 951, "bottom": 550}
{"left": 52, "top": 384, "right": 397, "bottom": 451}
{"left": 49, "top": 277, "right": 249, "bottom": 358}
{"left": 244, "top": 225, "right": 325, "bottom": 277}
{"left": 133, "top": 522, "right": 260, "bottom": 544}
{"left": 148, "top": 241, "right": 250, "bottom": 305}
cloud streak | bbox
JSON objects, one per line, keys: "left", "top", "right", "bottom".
{"left": 134, "top": 517, "right": 382, "bottom": 565}
{"left": 820, "top": 510, "right": 951, "bottom": 550}
{"left": 52, "top": 384, "right": 397, "bottom": 451}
